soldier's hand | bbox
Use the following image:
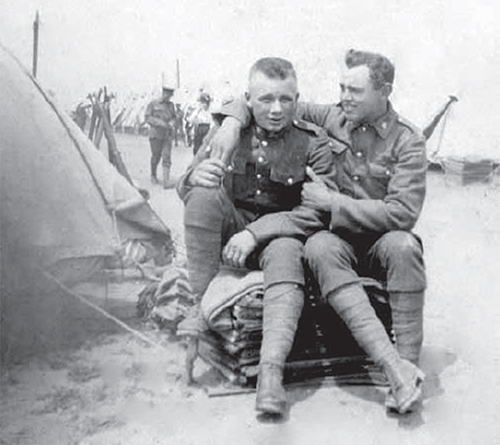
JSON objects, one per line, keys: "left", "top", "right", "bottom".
{"left": 302, "top": 166, "right": 335, "bottom": 211}
{"left": 209, "top": 117, "right": 242, "bottom": 164}
{"left": 188, "top": 159, "right": 226, "bottom": 188}
{"left": 222, "top": 230, "right": 257, "bottom": 268}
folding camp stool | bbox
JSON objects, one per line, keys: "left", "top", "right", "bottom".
{"left": 183, "top": 272, "right": 393, "bottom": 387}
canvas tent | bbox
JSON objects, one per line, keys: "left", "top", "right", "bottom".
{"left": 111, "top": 90, "right": 155, "bottom": 134}
{"left": 0, "top": 44, "right": 173, "bottom": 358}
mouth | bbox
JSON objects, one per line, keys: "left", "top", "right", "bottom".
{"left": 342, "top": 103, "right": 356, "bottom": 114}
{"left": 267, "top": 118, "right": 284, "bottom": 127}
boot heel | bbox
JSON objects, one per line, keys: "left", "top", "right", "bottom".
{"left": 255, "top": 363, "right": 286, "bottom": 415}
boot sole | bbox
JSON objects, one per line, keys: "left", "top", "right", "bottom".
{"left": 255, "top": 398, "right": 286, "bottom": 415}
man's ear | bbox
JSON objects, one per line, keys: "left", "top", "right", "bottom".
{"left": 381, "top": 83, "right": 392, "bottom": 98}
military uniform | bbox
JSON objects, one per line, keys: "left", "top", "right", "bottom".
{"left": 220, "top": 99, "right": 427, "bottom": 375}
{"left": 295, "top": 101, "right": 427, "bottom": 295}
{"left": 144, "top": 97, "right": 176, "bottom": 186}
{"left": 177, "top": 112, "right": 340, "bottom": 414}
{"left": 220, "top": 99, "right": 427, "bottom": 294}
{"left": 298, "top": 103, "right": 428, "bottom": 396}
{"left": 177, "top": 118, "right": 337, "bottom": 295}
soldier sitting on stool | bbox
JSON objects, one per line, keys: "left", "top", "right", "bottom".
{"left": 175, "top": 57, "right": 337, "bottom": 416}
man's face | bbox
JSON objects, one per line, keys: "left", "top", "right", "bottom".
{"left": 246, "top": 72, "right": 298, "bottom": 133}
{"left": 339, "top": 65, "right": 387, "bottom": 124}
{"left": 162, "top": 89, "right": 173, "bottom": 101}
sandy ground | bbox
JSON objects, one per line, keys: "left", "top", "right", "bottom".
{"left": 1, "top": 133, "right": 500, "bottom": 445}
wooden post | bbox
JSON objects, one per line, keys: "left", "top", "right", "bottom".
{"left": 423, "top": 95, "right": 458, "bottom": 141}
{"left": 32, "top": 11, "right": 40, "bottom": 77}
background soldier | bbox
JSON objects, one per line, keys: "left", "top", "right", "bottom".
{"left": 144, "top": 85, "right": 177, "bottom": 188}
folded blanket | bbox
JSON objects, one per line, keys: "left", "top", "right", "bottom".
{"left": 200, "top": 266, "right": 264, "bottom": 331}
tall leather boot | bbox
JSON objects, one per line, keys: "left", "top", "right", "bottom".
{"left": 327, "top": 284, "right": 425, "bottom": 414}
{"left": 256, "top": 283, "right": 304, "bottom": 415}
{"left": 389, "top": 292, "right": 424, "bottom": 365}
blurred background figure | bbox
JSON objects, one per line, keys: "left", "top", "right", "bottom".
{"left": 144, "top": 85, "right": 177, "bottom": 188}
{"left": 173, "top": 103, "right": 185, "bottom": 147}
{"left": 188, "top": 92, "right": 213, "bottom": 156}
{"left": 72, "top": 100, "right": 91, "bottom": 131}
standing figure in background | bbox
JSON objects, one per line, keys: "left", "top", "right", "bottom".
{"left": 174, "top": 103, "right": 185, "bottom": 147}
{"left": 190, "top": 93, "right": 214, "bottom": 156}
{"left": 144, "top": 86, "right": 177, "bottom": 188}
{"left": 183, "top": 102, "right": 197, "bottom": 148}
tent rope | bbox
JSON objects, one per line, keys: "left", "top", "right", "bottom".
{"left": 40, "top": 270, "right": 168, "bottom": 351}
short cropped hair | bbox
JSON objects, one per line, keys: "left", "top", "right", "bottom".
{"left": 249, "top": 57, "right": 297, "bottom": 82}
{"left": 345, "top": 49, "right": 395, "bottom": 90}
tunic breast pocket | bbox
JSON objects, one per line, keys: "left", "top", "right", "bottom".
{"left": 269, "top": 165, "right": 305, "bottom": 186}
{"left": 369, "top": 162, "right": 394, "bottom": 181}
{"left": 368, "top": 162, "right": 394, "bottom": 196}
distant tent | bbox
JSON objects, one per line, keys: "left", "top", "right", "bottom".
{"left": 422, "top": 95, "right": 499, "bottom": 184}
{"left": 111, "top": 91, "right": 156, "bottom": 134}
{"left": 0, "top": 43, "right": 173, "bottom": 290}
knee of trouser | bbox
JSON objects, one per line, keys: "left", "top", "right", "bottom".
{"left": 261, "top": 237, "right": 303, "bottom": 266}
{"left": 377, "top": 231, "right": 423, "bottom": 265}
{"left": 184, "top": 187, "right": 226, "bottom": 223}
{"left": 304, "top": 231, "right": 349, "bottom": 267}
{"left": 260, "top": 237, "right": 305, "bottom": 289}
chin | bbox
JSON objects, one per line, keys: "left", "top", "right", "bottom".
{"left": 265, "top": 124, "right": 285, "bottom": 132}
{"left": 344, "top": 112, "right": 360, "bottom": 123}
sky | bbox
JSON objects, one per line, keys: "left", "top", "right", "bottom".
{"left": 1, "top": 0, "right": 499, "bottom": 157}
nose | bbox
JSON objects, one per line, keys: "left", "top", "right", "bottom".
{"left": 269, "top": 99, "right": 283, "bottom": 114}
{"left": 341, "top": 87, "right": 352, "bottom": 102}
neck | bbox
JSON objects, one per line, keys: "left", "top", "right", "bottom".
{"left": 255, "top": 124, "right": 290, "bottom": 140}
{"left": 365, "top": 101, "right": 389, "bottom": 124}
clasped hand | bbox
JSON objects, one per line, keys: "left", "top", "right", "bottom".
{"left": 301, "top": 166, "right": 336, "bottom": 211}
{"left": 188, "top": 158, "right": 226, "bottom": 188}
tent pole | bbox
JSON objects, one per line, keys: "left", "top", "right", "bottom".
{"left": 32, "top": 11, "right": 40, "bottom": 77}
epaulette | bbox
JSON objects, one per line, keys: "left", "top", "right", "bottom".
{"left": 292, "top": 118, "right": 324, "bottom": 136}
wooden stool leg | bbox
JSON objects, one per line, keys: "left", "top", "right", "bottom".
{"left": 185, "top": 336, "right": 199, "bottom": 385}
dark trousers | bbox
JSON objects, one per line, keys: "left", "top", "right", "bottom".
{"left": 193, "top": 124, "right": 211, "bottom": 156}
{"left": 183, "top": 186, "right": 305, "bottom": 296}
{"left": 149, "top": 137, "right": 172, "bottom": 178}
{"left": 305, "top": 230, "right": 426, "bottom": 300}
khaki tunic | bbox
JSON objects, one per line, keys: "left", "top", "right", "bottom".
{"left": 221, "top": 99, "right": 427, "bottom": 235}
